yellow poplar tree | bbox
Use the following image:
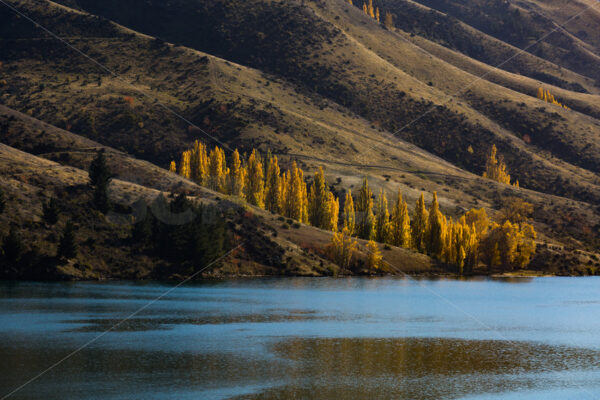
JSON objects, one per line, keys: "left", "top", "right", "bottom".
{"left": 326, "top": 192, "right": 339, "bottom": 232}
{"left": 363, "top": 2, "right": 368, "bottom": 14}
{"left": 207, "top": 146, "right": 227, "bottom": 191}
{"left": 375, "top": 7, "right": 380, "bottom": 22}
{"left": 308, "top": 167, "right": 330, "bottom": 229}
{"left": 368, "top": 0, "right": 375, "bottom": 18}
{"left": 190, "top": 140, "right": 208, "bottom": 183}
{"left": 442, "top": 219, "right": 455, "bottom": 265}
{"left": 481, "top": 221, "right": 524, "bottom": 271}
{"left": 482, "top": 144, "right": 511, "bottom": 185}
{"left": 374, "top": 188, "right": 390, "bottom": 243}
{"left": 515, "top": 223, "right": 537, "bottom": 268}
{"left": 366, "top": 240, "right": 382, "bottom": 273}
{"left": 343, "top": 190, "right": 356, "bottom": 235}
{"left": 168, "top": 161, "right": 177, "bottom": 173}
{"left": 390, "top": 190, "right": 411, "bottom": 247}
{"left": 178, "top": 150, "right": 191, "bottom": 179}
{"left": 328, "top": 227, "right": 357, "bottom": 270}
{"left": 245, "top": 149, "right": 265, "bottom": 208}
{"left": 227, "top": 149, "right": 245, "bottom": 198}
{"left": 411, "top": 193, "right": 429, "bottom": 252}
{"left": 449, "top": 217, "right": 477, "bottom": 275}
{"left": 299, "top": 167, "right": 309, "bottom": 223}
{"left": 282, "top": 161, "right": 307, "bottom": 222}
{"left": 425, "top": 192, "right": 445, "bottom": 258}
{"left": 280, "top": 169, "right": 290, "bottom": 216}
{"left": 356, "top": 177, "right": 375, "bottom": 240}
{"left": 264, "top": 155, "right": 281, "bottom": 213}
{"left": 464, "top": 208, "right": 489, "bottom": 239}
{"left": 463, "top": 221, "right": 479, "bottom": 274}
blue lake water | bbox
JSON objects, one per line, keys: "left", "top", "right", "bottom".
{"left": 1, "top": 277, "right": 600, "bottom": 399}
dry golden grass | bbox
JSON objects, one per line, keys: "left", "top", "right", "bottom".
{"left": 0, "top": 0, "right": 599, "bottom": 277}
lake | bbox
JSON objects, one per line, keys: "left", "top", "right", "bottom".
{"left": 1, "top": 277, "right": 600, "bottom": 399}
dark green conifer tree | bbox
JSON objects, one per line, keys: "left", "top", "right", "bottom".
{"left": 89, "top": 149, "right": 112, "bottom": 213}
{"left": 42, "top": 197, "right": 60, "bottom": 225}
{"left": 58, "top": 221, "right": 78, "bottom": 260}
{"left": 2, "top": 225, "right": 23, "bottom": 264}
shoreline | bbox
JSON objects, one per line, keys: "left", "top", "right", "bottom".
{"left": 2, "top": 270, "right": 586, "bottom": 283}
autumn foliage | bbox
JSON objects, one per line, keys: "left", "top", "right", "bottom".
{"left": 537, "top": 87, "right": 570, "bottom": 110}
{"left": 171, "top": 142, "right": 536, "bottom": 274}
{"left": 483, "top": 144, "right": 519, "bottom": 187}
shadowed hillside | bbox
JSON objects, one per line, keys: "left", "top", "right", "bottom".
{"left": 40, "top": 0, "right": 600, "bottom": 195}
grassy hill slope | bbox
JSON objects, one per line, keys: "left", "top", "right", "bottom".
{"left": 0, "top": 108, "right": 437, "bottom": 279}
{"left": 0, "top": 0, "right": 598, "bottom": 276}
{"left": 39, "top": 0, "right": 600, "bottom": 198}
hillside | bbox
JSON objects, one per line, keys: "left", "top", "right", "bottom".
{"left": 0, "top": 0, "right": 599, "bottom": 278}
{"left": 0, "top": 106, "right": 436, "bottom": 279}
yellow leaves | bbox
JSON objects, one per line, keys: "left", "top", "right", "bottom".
{"left": 308, "top": 166, "right": 340, "bottom": 231}
{"left": 362, "top": 0, "right": 383, "bottom": 23}
{"left": 245, "top": 149, "right": 265, "bottom": 208}
{"left": 343, "top": 190, "right": 356, "bottom": 235}
{"left": 368, "top": 0, "right": 375, "bottom": 18}
{"left": 389, "top": 190, "right": 411, "bottom": 248}
{"left": 356, "top": 177, "right": 375, "bottom": 240}
{"left": 537, "top": 87, "right": 569, "bottom": 110}
{"left": 227, "top": 149, "right": 245, "bottom": 198}
{"left": 265, "top": 155, "right": 281, "bottom": 213}
{"left": 411, "top": 193, "right": 429, "bottom": 252}
{"left": 171, "top": 143, "right": 537, "bottom": 274}
{"left": 480, "top": 220, "right": 537, "bottom": 271}
{"left": 425, "top": 192, "right": 444, "bottom": 257}
{"left": 374, "top": 188, "right": 390, "bottom": 243}
{"left": 208, "top": 146, "right": 227, "bottom": 191}
{"left": 281, "top": 161, "right": 307, "bottom": 222}
{"left": 516, "top": 223, "right": 537, "bottom": 268}
{"left": 483, "top": 144, "right": 512, "bottom": 185}
{"left": 366, "top": 239, "right": 382, "bottom": 272}
{"left": 190, "top": 140, "right": 208, "bottom": 183}
{"left": 178, "top": 150, "right": 191, "bottom": 179}
{"left": 464, "top": 208, "right": 489, "bottom": 239}
{"left": 308, "top": 167, "right": 328, "bottom": 228}
{"left": 328, "top": 227, "right": 357, "bottom": 270}
{"left": 441, "top": 216, "right": 478, "bottom": 274}
{"left": 327, "top": 193, "right": 340, "bottom": 233}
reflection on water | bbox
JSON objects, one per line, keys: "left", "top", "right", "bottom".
{"left": 1, "top": 278, "right": 600, "bottom": 399}
{"left": 247, "top": 337, "right": 600, "bottom": 399}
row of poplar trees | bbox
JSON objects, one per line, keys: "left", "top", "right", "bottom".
{"left": 349, "top": 0, "right": 394, "bottom": 29}
{"left": 171, "top": 142, "right": 536, "bottom": 274}
{"left": 171, "top": 141, "right": 317, "bottom": 223}
{"left": 537, "top": 87, "right": 570, "bottom": 110}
